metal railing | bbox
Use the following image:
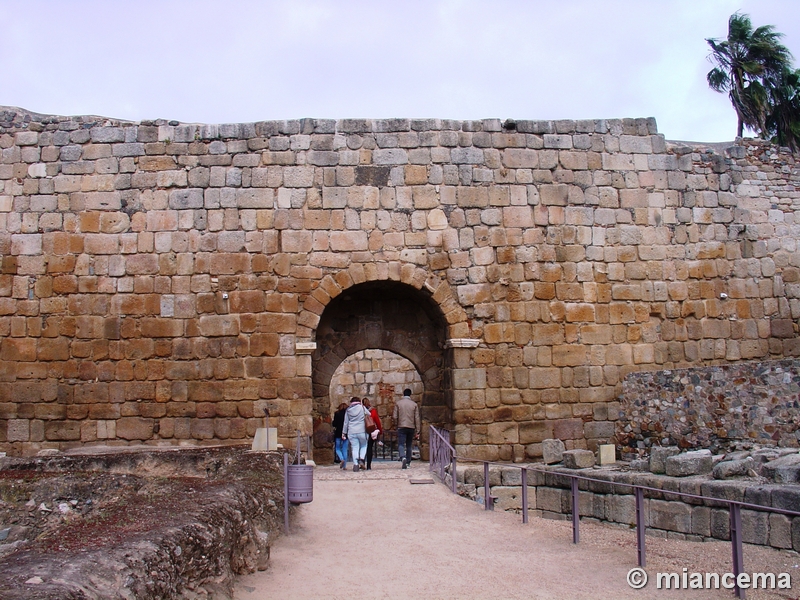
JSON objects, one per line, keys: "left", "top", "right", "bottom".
{"left": 429, "top": 425, "right": 457, "bottom": 494}
{"left": 428, "top": 426, "right": 800, "bottom": 599}
{"left": 372, "top": 430, "right": 398, "bottom": 461}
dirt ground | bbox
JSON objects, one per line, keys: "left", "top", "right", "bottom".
{"left": 234, "top": 460, "right": 800, "bottom": 600}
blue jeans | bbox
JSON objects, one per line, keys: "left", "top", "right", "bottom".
{"left": 349, "top": 433, "right": 368, "bottom": 463}
{"left": 398, "top": 427, "right": 415, "bottom": 463}
{"left": 335, "top": 437, "right": 349, "bottom": 463}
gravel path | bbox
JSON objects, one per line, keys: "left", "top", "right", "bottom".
{"left": 234, "top": 461, "right": 799, "bottom": 599}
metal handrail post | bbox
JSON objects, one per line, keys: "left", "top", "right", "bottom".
{"left": 635, "top": 486, "right": 646, "bottom": 567}
{"left": 451, "top": 455, "right": 457, "bottom": 494}
{"left": 571, "top": 477, "right": 579, "bottom": 544}
{"left": 283, "top": 452, "right": 289, "bottom": 534}
{"left": 484, "top": 462, "right": 491, "bottom": 511}
{"left": 429, "top": 432, "right": 435, "bottom": 474}
{"left": 730, "top": 503, "right": 745, "bottom": 599}
{"left": 521, "top": 467, "right": 528, "bottom": 524}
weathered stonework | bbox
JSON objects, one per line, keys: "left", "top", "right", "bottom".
{"left": 619, "top": 359, "right": 800, "bottom": 454}
{"left": 1, "top": 106, "right": 800, "bottom": 461}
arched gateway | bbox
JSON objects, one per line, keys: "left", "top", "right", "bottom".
{"left": 307, "top": 276, "right": 460, "bottom": 463}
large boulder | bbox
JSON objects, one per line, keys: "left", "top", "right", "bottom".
{"left": 665, "top": 450, "right": 713, "bottom": 477}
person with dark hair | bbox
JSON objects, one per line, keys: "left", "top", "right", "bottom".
{"left": 393, "top": 388, "right": 420, "bottom": 469}
{"left": 332, "top": 402, "right": 349, "bottom": 469}
{"left": 343, "top": 396, "right": 369, "bottom": 472}
{"left": 363, "top": 398, "right": 382, "bottom": 470}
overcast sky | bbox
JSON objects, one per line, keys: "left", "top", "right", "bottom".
{"left": 2, "top": 1, "right": 798, "bottom": 143}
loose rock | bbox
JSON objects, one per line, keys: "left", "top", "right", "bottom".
{"left": 562, "top": 449, "right": 595, "bottom": 469}
{"left": 665, "top": 450, "right": 713, "bottom": 477}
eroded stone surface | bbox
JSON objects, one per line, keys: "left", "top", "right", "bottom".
{"left": 0, "top": 446, "right": 285, "bottom": 600}
{"left": 543, "top": 439, "right": 566, "bottom": 465}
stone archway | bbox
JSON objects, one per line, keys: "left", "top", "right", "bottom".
{"left": 310, "top": 280, "right": 450, "bottom": 463}
{"left": 329, "top": 349, "right": 423, "bottom": 427}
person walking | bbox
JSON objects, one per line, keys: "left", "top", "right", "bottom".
{"left": 332, "top": 402, "right": 349, "bottom": 469}
{"left": 393, "top": 388, "right": 420, "bottom": 469}
{"left": 342, "top": 396, "right": 369, "bottom": 472}
{"left": 363, "top": 398, "right": 382, "bottom": 470}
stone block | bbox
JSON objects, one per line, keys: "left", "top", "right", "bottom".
{"left": 712, "top": 457, "right": 755, "bottom": 479}
{"left": 584, "top": 421, "right": 614, "bottom": 440}
{"left": 452, "top": 368, "right": 486, "bottom": 390}
{"left": 536, "top": 486, "right": 569, "bottom": 513}
{"left": 7, "top": 419, "right": 30, "bottom": 442}
{"left": 116, "top": 417, "right": 155, "bottom": 440}
{"left": 552, "top": 419, "right": 583, "bottom": 440}
{"left": 539, "top": 184, "right": 569, "bottom": 205}
{"left": 519, "top": 421, "right": 552, "bottom": 444}
{"left": 44, "top": 420, "right": 81, "bottom": 441}
{"left": 501, "top": 466, "right": 522, "bottom": 486}
{"left": 606, "top": 493, "right": 637, "bottom": 525}
{"left": 649, "top": 499, "right": 692, "bottom": 533}
{"left": 665, "top": 450, "right": 712, "bottom": 477}
{"left": 771, "top": 487, "right": 800, "bottom": 513}
{"left": 542, "top": 438, "right": 565, "bottom": 464}
{"left": 598, "top": 444, "right": 616, "bottom": 465}
{"left": 742, "top": 509, "right": 769, "bottom": 545}
{"left": 487, "top": 421, "right": 518, "bottom": 444}
{"left": 710, "top": 508, "right": 730, "bottom": 540}
{"left": 762, "top": 453, "right": 800, "bottom": 483}
{"left": 198, "top": 315, "right": 240, "bottom": 337}
{"left": 769, "top": 513, "right": 792, "bottom": 549}
{"left": 486, "top": 486, "right": 535, "bottom": 511}
{"left": 463, "top": 465, "right": 501, "bottom": 487}
{"left": 701, "top": 480, "right": 747, "bottom": 507}
{"left": 692, "top": 506, "right": 710, "bottom": 537}
{"left": 562, "top": 449, "right": 595, "bottom": 469}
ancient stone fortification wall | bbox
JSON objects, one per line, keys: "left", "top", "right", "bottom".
{"left": 619, "top": 359, "right": 800, "bottom": 454}
{"left": 0, "top": 106, "right": 799, "bottom": 459}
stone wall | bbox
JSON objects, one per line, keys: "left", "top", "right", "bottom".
{"left": 1, "top": 105, "right": 800, "bottom": 459}
{"left": 618, "top": 359, "right": 800, "bottom": 454}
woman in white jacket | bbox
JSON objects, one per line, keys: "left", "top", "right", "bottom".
{"left": 342, "top": 397, "right": 369, "bottom": 472}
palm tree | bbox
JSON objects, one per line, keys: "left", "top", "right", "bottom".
{"left": 765, "top": 67, "right": 800, "bottom": 152}
{"left": 706, "top": 12, "right": 793, "bottom": 138}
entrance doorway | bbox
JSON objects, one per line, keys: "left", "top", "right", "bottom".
{"left": 311, "top": 280, "right": 451, "bottom": 463}
{"left": 329, "top": 349, "right": 423, "bottom": 463}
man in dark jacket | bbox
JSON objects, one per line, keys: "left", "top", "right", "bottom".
{"left": 392, "top": 388, "right": 420, "bottom": 469}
